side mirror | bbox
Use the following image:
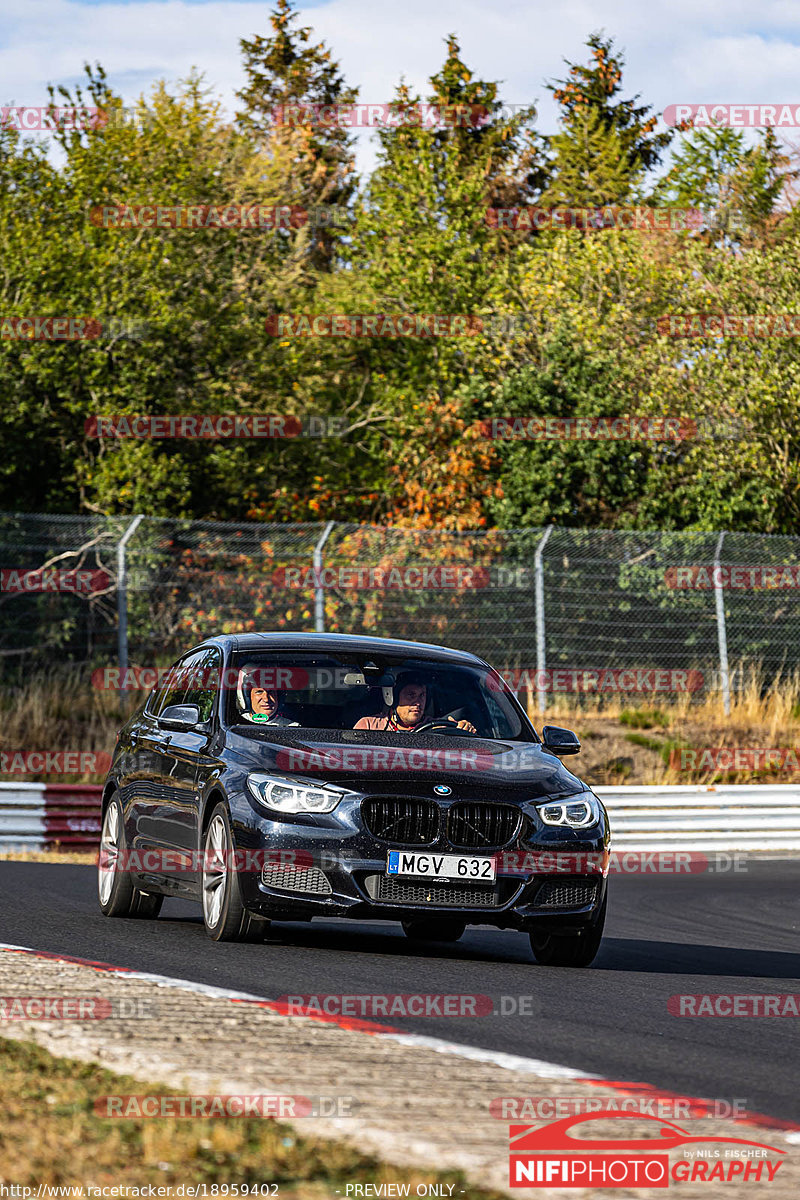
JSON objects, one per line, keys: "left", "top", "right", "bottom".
{"left": 541, "top": 725, "right": 580, "bottom": 755}
{"left": 160, "top": 703, "right": 202, "bottom": 729}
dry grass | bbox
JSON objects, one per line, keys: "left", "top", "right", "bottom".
{"left": 0, "top": 668, "right": 139, "bottom": 782}
{"left": 1, "top": 665, "right": 799, "bottom": 788}
{"left": 526, "top": 662, "right": 800, "bottom": 728}
{"left": 0, "top": 1036, "right": 503, "bottom": 1198}
{"left": 0, "top": 850, "right": 96, "bottom": 863}
{"left": 526, "top": 664, "right": 800, "bottom": 787}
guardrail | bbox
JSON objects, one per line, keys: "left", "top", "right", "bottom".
{"left": 597, "top": 785, "right": 800, "bottom": 851}
{"left": 1, "top": 783, "right": 799, "bottom": 853}
{"left": 0, "top": 783, "right": 102, "bottom": 850}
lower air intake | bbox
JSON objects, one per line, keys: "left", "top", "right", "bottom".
{"left": 261, "top": 863, "right": 332, "bottom": 895}
{"left": 535, "top": 880, "right": 598, "bottom": 908}
{"left": 374, "top": 875, "right": 504, "bottom": 908}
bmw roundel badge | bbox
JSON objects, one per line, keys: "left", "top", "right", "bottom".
{"left": 433, "top": 784, "right": 452, "bottom": 796}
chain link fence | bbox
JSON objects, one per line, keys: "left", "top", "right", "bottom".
{"left": 2, "top": 512, "right": 800, "bottom": 709}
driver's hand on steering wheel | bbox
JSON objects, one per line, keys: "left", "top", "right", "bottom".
{"left": 453, "top": 718, "right": 477, "bottom": 733}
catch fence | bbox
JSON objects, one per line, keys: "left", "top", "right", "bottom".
{"left": 1, "top": 513, "right": 800, "bottom": 712}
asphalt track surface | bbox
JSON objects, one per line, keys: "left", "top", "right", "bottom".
{"left": 3, "top": 859, "right": 800, "bottom": 1123}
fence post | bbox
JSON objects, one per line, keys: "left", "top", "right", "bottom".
{"left": 313, "top": 521, "right": 336, "bottom": 633}
{"left": 535, "top": 526, "right": 553, "bottom": 715}
{"left": 117, "top": 514, "right": 145, "bottom": 689}
{"left": 713, "top": 531, "right": 731, "bottom": 715}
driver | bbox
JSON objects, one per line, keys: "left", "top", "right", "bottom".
{"left": 354, "top": 671, "right": 476, "bottom": 733}
{"left": 236, "top": 663, "right": 299, "bottom": 727}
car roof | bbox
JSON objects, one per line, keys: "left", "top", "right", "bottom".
{"left": 196, "top": 631, "right": 485, "bottom": 666}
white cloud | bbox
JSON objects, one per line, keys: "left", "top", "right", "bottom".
{"left": 2, "top": 0, "right": 800, "bottom": 174}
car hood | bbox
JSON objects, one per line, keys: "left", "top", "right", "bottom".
{"left": 226, "top": 726, "right": 587, "bottom": 798}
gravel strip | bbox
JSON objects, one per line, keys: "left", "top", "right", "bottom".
{"left": 1, "top": 948, "right": 797, "bottom": 1197}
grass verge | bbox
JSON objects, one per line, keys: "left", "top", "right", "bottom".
{"left": 0, "top": 1036, "right": 504, "bottom": 1198}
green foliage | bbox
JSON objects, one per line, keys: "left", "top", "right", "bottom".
{"left": 656, "top": 125, "right": 797, "bottom": 239}
{"left": 624, "top": 731, "right": 664, "bottom": 751}
{"left": 542, "top": 32, "right": 672, "bottom": 205}
{"left": 236, "top": 0, "right": 359, "bottom": 272}
{"left": 1, "top": 15, "right": 799, "bottom": 534}
{"left": 619, "top": 708, "right": 669, "bottom": 728}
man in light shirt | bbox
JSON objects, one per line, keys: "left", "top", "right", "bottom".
{"left": 354, "top": 672, "right": 476, "bottom": 733}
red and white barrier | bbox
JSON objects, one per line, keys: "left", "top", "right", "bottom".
{"left": 3, "top": 783, "right": 800, "bottom": 853}
{"left": 0, "top": 783, "right": 102, "bottom": 850}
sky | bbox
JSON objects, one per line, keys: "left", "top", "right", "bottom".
{"left": 2, "top": 0, "right": 800, "bottom": 173}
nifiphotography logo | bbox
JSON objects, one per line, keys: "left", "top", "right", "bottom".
{"left": 508, "top": 1112, "right": 785, "bottom": 1188}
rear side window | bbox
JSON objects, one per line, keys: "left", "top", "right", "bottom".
{"left": 146, "top": 665, "right": 179, "bottom": 717}
{"left": 147, "top": 648, "right": 215, "bottom": 720}
{"left": 181, "top": 646, "right": 221, "bottom": 723}
{"left": 158, "top": 650, "right": 209, "bottom": 714}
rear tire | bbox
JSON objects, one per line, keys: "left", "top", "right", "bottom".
{"left": 529, "top": 894, "right": 607, "bottom": 968}
{"left": 201, "top": 803, "right": 269, "bottom": 942}
{"left": 402, "top": 918, "right": 466, "bottom": 943}
{"left": 98, "top": 797, "right": 163, "bottom": 919}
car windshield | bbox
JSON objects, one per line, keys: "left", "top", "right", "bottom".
{"left": 226, "top": 652, "right": 533, "bottom": 740}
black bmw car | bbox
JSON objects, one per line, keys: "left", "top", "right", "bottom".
{"left": 98, "top": 633, "right": 610, "bottom": 966}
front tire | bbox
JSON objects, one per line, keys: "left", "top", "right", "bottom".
{"left": 201, "top": 803, "right": 269, "bottom": 942}
{"left": 98, "top": 797, "right": 163, "bottom": 919}
{"left": 529, "top": 894, "right": 607, "bottom": 968}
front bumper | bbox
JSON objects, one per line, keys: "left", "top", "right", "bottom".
{"left": 230, "top": 791, "right": 609, "bottom": 932}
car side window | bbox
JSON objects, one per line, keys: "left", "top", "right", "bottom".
{"left": 182, "top": 647, "right": 221, "bottom": 724}
{"left": 156, "top": 650, "right": 207, "bottom": 717}
{"left": 146, "top": 664, "right": 180, "bottom": 717}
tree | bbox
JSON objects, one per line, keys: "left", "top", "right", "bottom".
{"left": 542, "top": 33, "right": 672, "bottom": 206}
{"left": 236, "top": 0, "right": 358, "bottom": 272}
{"left": 540, "top": 104, "right": 636, "bottom": 208}
{"left": 331, "top": 36, "right": 539, "bottom": 525}
{"left": 656, "top": 125, "right": 797, "bottom": 240}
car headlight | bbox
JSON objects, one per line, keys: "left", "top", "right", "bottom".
{"left": 536, "top": 795, "right": 600, "bottom": 828}
{"left": 247, "top": 773, "right": 346, "bottom": 814}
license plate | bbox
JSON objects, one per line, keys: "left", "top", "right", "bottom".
{"left": 386, "top": 851, "right": 496, "bottom": 883}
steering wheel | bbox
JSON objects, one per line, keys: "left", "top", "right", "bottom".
{"left": 411, "top": 718, "right": 480, "bottom": 736}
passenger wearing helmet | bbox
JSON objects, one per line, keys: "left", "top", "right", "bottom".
{"left": 236, "top": 663, "right": 300, "bottom": 726}
{"left": 354, "top": 671, "right": 476, "bottom": 733}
